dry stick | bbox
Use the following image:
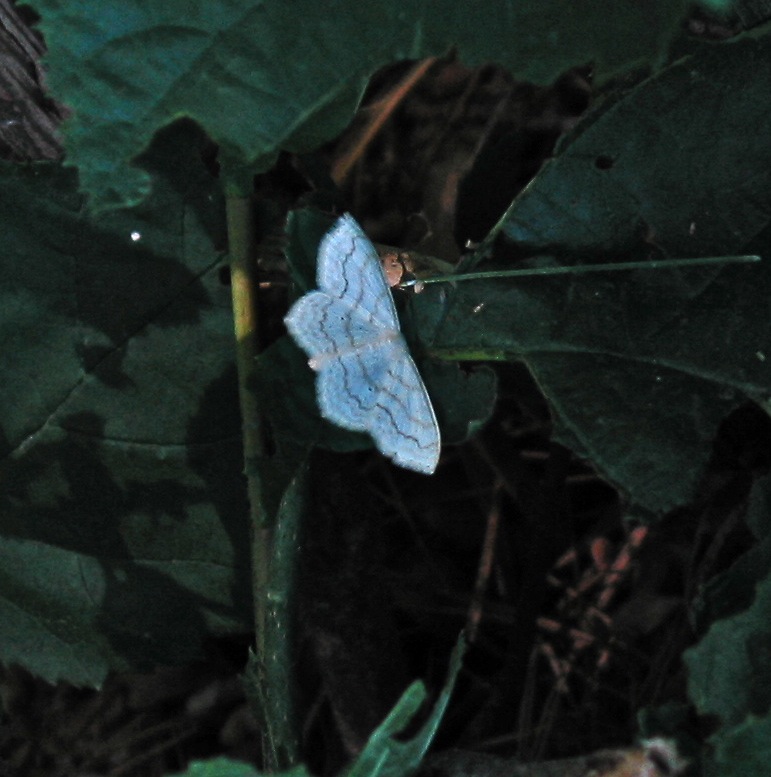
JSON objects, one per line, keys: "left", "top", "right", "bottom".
{"left": 466, "top": 481, "right": 503, "bottom": 643}
{"left": 331, "top": 56, "right": 438, "bottom": 185}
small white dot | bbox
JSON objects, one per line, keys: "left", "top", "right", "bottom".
{"left": 130, "top": 231, "right": 142, "bottom": 242}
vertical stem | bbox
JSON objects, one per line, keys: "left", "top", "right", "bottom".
{"left": 226, "top": 194, "right": 273, "bottom": 756}
{"left": 227, "top": 195, "right": 266, "bottom": 628}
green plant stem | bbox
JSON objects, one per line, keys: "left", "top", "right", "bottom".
{"left": 227, "top": 199, "right": 301, "bottom": 770}
{"left": 225, "top": 194, "right": 272, "bottom": 754}
{"left": 400, "top": 253, "right": 760, "bottom": 287}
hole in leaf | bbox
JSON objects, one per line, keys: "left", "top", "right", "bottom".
{"left": 595, "top": 155, "right": 614, "bottom": 170}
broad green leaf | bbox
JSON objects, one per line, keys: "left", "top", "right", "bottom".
{"left": 685, "top": 484, "right": 771, "bottom": 738}
{"left": 35, "top": 0, "right": 700, "bottom": 211}
{"left": 685, "top": 570, "right": 771, "bottom": 726}
{"left": 418, "top": 361, "right": 496, "bottom": 444}
{"left": 0, "top": 122, "right": 250, "bottom": 685}
{"left": 705, "top": 715, "right": 771, "bottom": 777}
{"left": 429, "top": 35, "right": 771, "bottom": 514}
{"left": 172, "top": 758, "right": 298, "bottom": 777}
{"left": 499, "top": 36, "right": 771, "bottom": 257}
{"left": 692, "top": 475, "right": 771, "bottom": 630}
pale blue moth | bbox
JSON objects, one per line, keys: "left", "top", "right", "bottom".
{"left": 284, "top": 214, "right": 441, "bottom": 474}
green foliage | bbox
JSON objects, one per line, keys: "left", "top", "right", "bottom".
{"left": 708, "top": 715, "right": 771, "bottom": 777}
{"left": 0, "top": 122, "right": 250, "bottom": 685}
{"left": 36, "top": 0, "right": 698, "bottom": 212}
{"left": 448, "top": 36, "right": 771, "bottom": 513}
{"left": 1, "top": 0, "right": 770, "bottom": 773}
{"left": 344, "top": 638, "right": 464, "bottom": 777}
{"left": 684, "top": 476, "right": 771, "bottom": 773}
{"left": 180, "top": 637, "right": 464, "bottom": 777}
{"left": 693, "top": 474, "right": 771, "bottom": 629}
{"left": 174, "top": 758, "right": 264, "bottom": 777}
{"left": 686, "top": 572, "right": 771, "bottom": 726}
